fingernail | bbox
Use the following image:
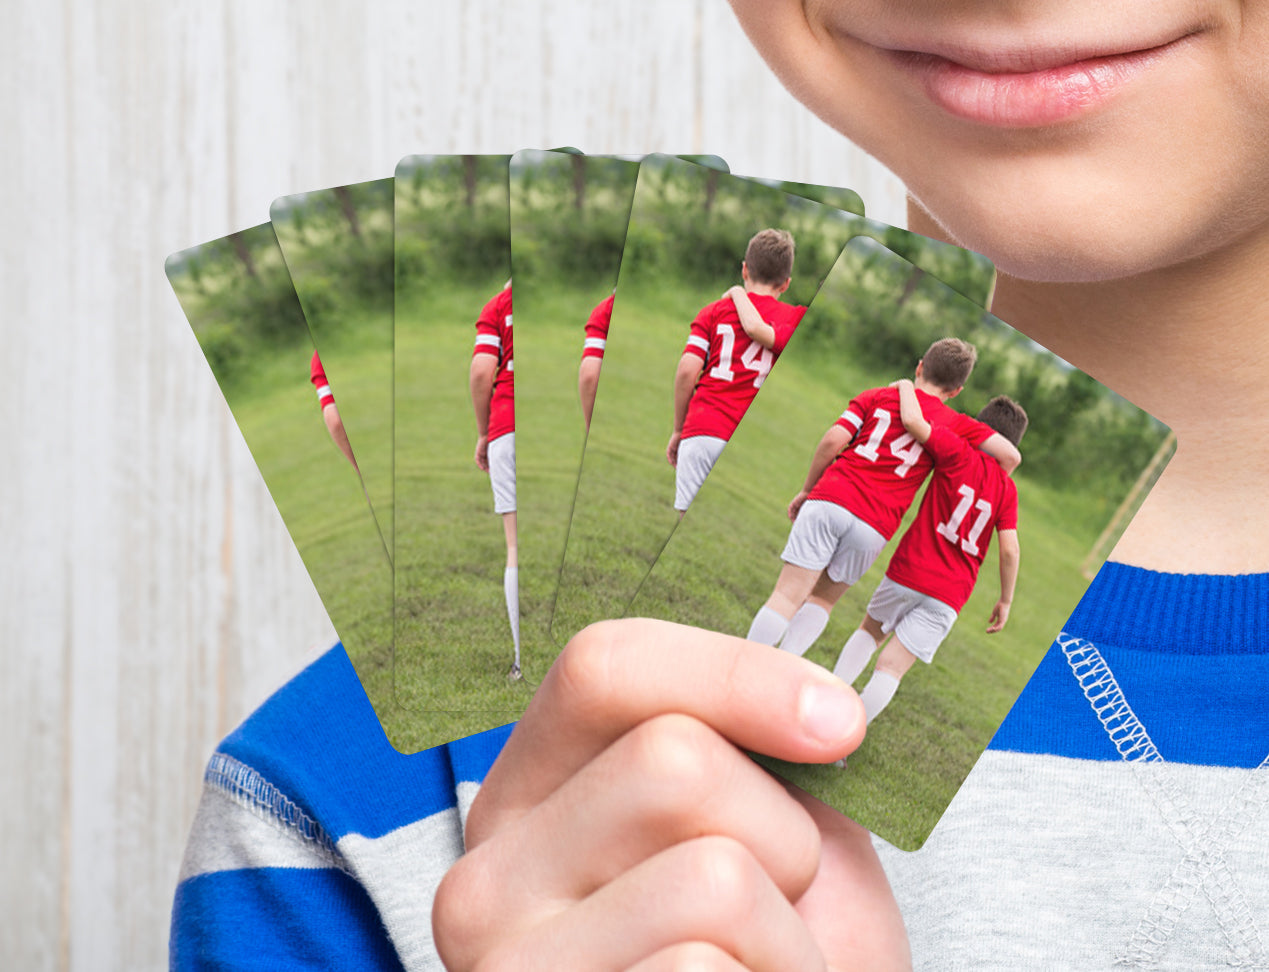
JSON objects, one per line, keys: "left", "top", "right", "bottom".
{"left": 798, "top": 680, "right": 857, "bottom": 744}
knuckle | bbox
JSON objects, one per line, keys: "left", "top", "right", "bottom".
{"left": 553, "top": 620, "right": 622, "bottom": 714}
{"left": 626, "top": 714, "right": 724, "bottom": 815}
{"left": 660, "top": 942, "right": 736, "bottom": 972}
{"left": 680, "top": 836, "right": 764, "bottom": 922}
{"left": 431, "top": 855, "right": 493, "bottom": 969}
{"left": 553, "top": 619, "right": 662, "bottom": 720}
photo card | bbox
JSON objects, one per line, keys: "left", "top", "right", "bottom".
{"left": 166, "top": 225, "right": 394, "bottom": 703}
{"left": 271, "top": 179, "right": 395, "bottom": 562}
{"left": 508, "top": 149, "right": 642, "bottom": 653}
{"left": 625, "top": 235, "right": 1174, "bottom": 849}
{"left": 551, "top": 154, "right": 868, "bottom": 642}
{"left": 391, "top": 154, "right": 532, "bottom": 752}
{"left": 510, "top": 150, "right": 740, "bottom": 653}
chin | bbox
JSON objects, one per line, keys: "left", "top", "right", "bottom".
{"left": 900, "top": 145, "right": 1267, "bottom": 284}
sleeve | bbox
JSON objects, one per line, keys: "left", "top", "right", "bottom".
{"left": 683, "top": 302, "right": 715, "bottom": 361}
{"left": 170, "top": 646, "right": 512, "bottom": 972}
{"left": 835, "top": 386, "right": 873, "bottom": 435}
{"left": 582, "top": 295, "right": 613, "bottom": 359}
{"left": 171, "top": 819, "right": 409, "bottom": 972}
{"left": 474, "top": 292, "right": 506, "bottom": 359}
{"left": 770, "top": 304, "right": 806, "bottom": 354}
{"left": 310, "top": 350, "right": 335, "bottom": 410}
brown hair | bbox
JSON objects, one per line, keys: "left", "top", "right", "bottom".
{"left": 920, "top": 337, "right": 978, "bottom": 392}
{"left": 744, "top": 229, "right": 795, "bottom": 285}
{"left": 976, "top": 396, "right": 1029, "bottom": 447}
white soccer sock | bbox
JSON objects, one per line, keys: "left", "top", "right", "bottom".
{"left": 859, "top": 670, "right": 901, "bottom": 724}
{"left": 747, "top": 606, "right": 789, "bottom": 646}
{"left": 504, "top": 567, "right": 521, "bottom": 664}
{"left": 779, "top": 603, "right": 831, "bottom": 657}
{"left": 833, "top": 629, "right": 878, "bottom": 684}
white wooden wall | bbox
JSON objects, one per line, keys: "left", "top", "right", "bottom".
{"left": 0, "top": 1, "right": 904, "bottom": 967}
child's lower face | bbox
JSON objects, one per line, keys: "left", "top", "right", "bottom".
{"left": 730, "top": 0, "right": 1269, "bottom": 282}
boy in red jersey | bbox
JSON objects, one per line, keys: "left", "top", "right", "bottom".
{"left": 836, "top": 379, "right": 1026, "bottom": 727}
{"left": 578, "top": 290, "right": 613, "bottom": 431}
{"left": 470, "top": 280, "right": 520, "bottom": 674}
{"left": 667, "top": 228, "right": 807, "bottom": 512}
{"left": 747, "top": 338, "right": 1020, "bottom": 649}
{"left": 309, "top": 349, "right": 358, "bottom": 472}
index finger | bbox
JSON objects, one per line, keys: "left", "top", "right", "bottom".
{"left": 468, "top": 619, "right": 865, "bottom": 845}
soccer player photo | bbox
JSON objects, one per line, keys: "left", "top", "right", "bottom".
{"left": 553, "top": 154, "right": 866, "bottom": 639}
{"left": 508, "top": 150, "right": 644, "bottom": 656}
{"left": 391, "top": 154, "right": 531, "bottom": 751}
{"left": 626, "top": 235, "right": 1173, "bottom": 849}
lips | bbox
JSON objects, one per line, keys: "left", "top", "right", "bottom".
{"left": 853, "top": 25, "right": 1207, "bottom": 128}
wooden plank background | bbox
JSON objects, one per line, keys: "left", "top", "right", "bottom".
{"left": 0, "top": 1, "right": 903, "bottom": 966}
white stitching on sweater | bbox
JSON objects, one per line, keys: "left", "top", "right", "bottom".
{"left": 1059, "top": 633, "right": 1268, "bottom": 968}
{"left": 204, "top": 752, "right": 346, "bottom": 872}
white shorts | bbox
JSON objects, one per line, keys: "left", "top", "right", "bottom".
{"left": 781, "top": 500, "right": 887, "bottom": 586}
{"left": 487, "top": 432, "right": 516, "bottom": 514}
{"left": 674, "top": 435, "right": 726, "bottom": 512}
{"left": 866, "top": 575, "right": 959, "bottom": 664}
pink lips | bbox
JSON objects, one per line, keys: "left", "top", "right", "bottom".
{"left": 888, "top": 40, "right": 1186, "bottom": 127}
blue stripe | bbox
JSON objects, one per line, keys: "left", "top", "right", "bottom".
{"left": 171, "top": 867, "right": 406, "bottom": 971}
{"left": 990, "top": 639, "right": 1269, "bottom": 767}
{"left": 989, "top": 563, "right": 1269, "bottom": 767}
{"left": 217, "top": 647, "right": 509, "bottom": 840}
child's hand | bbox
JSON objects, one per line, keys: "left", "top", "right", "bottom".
{"left": 666, "top": 431, "right": 681, "bottom": 467}
{"left": 473, "top": 435, "right": 490, "bottom": 472}
{"left": 433, "top": 620, "right": 909, "bottom": 970}
{"left": 724, "top": 283, "right": 747, "bottom": 300}
{"left": 987, "top": 600, "right": 1011, "bottom": 633}
{"left": 788, "top": 489, "right": 811, "bottom": 521}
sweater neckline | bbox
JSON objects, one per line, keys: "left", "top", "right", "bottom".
{"left": 1066, "top": 561, "right": 1269, "bottom": 655}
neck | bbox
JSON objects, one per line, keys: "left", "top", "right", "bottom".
{"left": 913, "top": 378, "right": 948, "bottom": 401}
{"left": 910, "top": 200, "right": 1269, "bottom": 574}
{"left": 747, "top": 282, "right": 784, "bottom": 299}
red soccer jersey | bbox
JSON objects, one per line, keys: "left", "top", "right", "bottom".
{"left": 310, "top": 350, "right": 335, "bottom": 410}
{"left": 886, "top": 424, "right": 1019, "bottom": 611}
{"left": 582, "top": 293, "right": 614, "bottom": 360}
{"left": 807, "top": 386, "right": 993, "bottom": 539}
{"left": 473, "top": 286, "right": 514, "bottom": 441}
{"left": 680, "top": 293, "right": 806, "bottom": 441}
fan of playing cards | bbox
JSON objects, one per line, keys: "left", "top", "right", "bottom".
{"left": 165, "top": 151, "right": 1172, "bottom": 850}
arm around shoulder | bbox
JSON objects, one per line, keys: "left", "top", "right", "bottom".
{"left": 727, "top": 285, "right": 777, "bottom": 349}
{"left": 979, "top": 432, "right": 1022, "bottom": 474}
{"left": 895, "top": 378, "right": 932, "bottom": 443}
